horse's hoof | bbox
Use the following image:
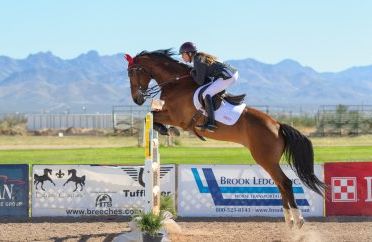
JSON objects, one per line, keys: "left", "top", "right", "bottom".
{"left": 169, "top": 127, "right": 180, "bottom": 136}
{"left": 295, "top": 219, "right": 304, "bottom": 229}
{"left": 286, "top": 220, "right": 294, "bottom": 229}
{"left": 206, "top": 128, "right": 216, "bottom": 133}
{"left": 195, "top": 126, "right": 205, "bottom": 132}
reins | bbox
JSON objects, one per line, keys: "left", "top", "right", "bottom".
{"left": 128, "top": 63, "right": 189, "bottom": 99}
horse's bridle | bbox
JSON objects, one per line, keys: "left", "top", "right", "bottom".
{"left": 128, "top": 64, "right": 190, "bottom": 99}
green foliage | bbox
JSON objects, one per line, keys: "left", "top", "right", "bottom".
{"left": 336, "top": 104, "right": 348, "bottom": 114}
{"left": 160, "top": 195, "right": 177, "bottom": 217}
{"left": 173, "top": 138, "right": 182, "bottom": 146}
{"left": 133, "top": 211, "right": 163, "bottom": 236}
{"left": 273, "top": 113, "right": 316, "bottom": 127}
{"left": 316, "top": 105, "right": 372, "bottom": 135}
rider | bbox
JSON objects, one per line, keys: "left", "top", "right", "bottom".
{"left": 179, "top": 42, "right": 239, "bottom": 132}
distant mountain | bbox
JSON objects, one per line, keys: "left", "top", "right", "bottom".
{"left": 0, "top": 51, "right": 371, "bottom": 113}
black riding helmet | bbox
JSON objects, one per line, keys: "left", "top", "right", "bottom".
{"left": 179, "top": 42, "right": 197, "bottom": 54}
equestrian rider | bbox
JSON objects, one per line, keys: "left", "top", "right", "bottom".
{"left": 179, "top": 41, "right": 239, "bottom": 132}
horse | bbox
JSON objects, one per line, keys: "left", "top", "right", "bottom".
{"left": 63, "top": 169, "right": 86, "bottom": 192}
{"left": 124, "top": 49, "right": 325, "bottom": 228}
{"left": 34, "top": 168, "right": 56, "bottom": 191}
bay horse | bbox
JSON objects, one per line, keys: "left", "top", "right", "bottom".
{"left": 124, "top": 49, "right": 325, "bottom": 228}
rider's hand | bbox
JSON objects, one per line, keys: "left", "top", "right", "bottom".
{"left": 190, "top": 69, "right": 196, "bottom": 79}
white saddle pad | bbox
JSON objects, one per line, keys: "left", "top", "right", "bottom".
{"left": 193, "top": 85, "right": 246, "bottom": 126}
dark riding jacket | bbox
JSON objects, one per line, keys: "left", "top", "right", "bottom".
{"left": 190, "top": 53, "right": 237, "bottom": 85}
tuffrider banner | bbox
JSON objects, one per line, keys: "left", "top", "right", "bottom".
{"left": 31, "top": 165, "right": 175, "bottom": 217}
{"left": 178, "top": 164, "right": 324, "bottom": 217}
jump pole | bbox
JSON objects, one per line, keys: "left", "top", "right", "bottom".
{"left": 144, "top": 112, "right": 161, "bottom": 215}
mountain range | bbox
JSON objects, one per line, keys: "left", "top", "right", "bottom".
{"left": 0, "top": 50, "right": 371, "bottom": 113}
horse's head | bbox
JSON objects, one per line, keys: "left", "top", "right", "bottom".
{"left": 124, "top": 49, "right": 191, "bottom": 106}
{"left": 68, "top": 169, "right": 76, "bottom": 176}
{"left": 45, "top": 168, "right": 52, "bottom": 175}
{"left": 124, "top": 53, "right": 153, "bottom": 105}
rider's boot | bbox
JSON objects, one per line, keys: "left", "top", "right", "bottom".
{"left": 197, "top": 95, "right": 217, "bottom": 132}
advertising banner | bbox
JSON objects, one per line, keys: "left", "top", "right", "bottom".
{"left": 178, "top": 164, "right": 323, "bottom": 217}
{"left": 325, "top": 162, "right": 372, "bottom": 216}
{"left": 32, "top": 165, "right": 175, "bottom": 217}
{"left": 0, "top": 164, "right": 29, "bottom": 217}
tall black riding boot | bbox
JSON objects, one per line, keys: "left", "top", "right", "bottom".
{"left": 197, "top": 95, "right": 217, "bottom": 132}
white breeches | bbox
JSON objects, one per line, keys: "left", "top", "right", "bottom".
{"left": 202, "top": 71, "right": 239, "bottom": 99}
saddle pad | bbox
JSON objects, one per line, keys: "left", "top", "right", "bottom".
{"left": 193, "top": 84, "right": 246, "bottom": 126}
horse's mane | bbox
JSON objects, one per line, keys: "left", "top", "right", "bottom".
{"left": 135, "top": 48, "right": 192, "bottom": 70}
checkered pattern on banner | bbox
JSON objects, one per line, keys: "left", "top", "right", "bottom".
{"left": 332, "top": 177, "right": 357, "bottom": 202}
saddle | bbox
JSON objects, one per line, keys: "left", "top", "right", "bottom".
{"left": 197, "top": 84, "right": 246, "bottom": 111}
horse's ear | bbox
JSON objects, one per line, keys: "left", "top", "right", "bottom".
{"left": 124, "top": 54, "right": 134, "bottom": 66}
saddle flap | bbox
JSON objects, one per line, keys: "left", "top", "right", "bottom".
{"left": 193, "top": 84, "right": 247, "bottom": 126}
{"left": 197, "top": 85, "right": 246, "bottom": 110}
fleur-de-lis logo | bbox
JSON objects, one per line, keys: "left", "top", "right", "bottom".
{"left": 55, "top": 169, "right": 65, "bottom": 178}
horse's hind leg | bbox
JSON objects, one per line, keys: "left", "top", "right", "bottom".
{"left": 246, "top": 133, "right": 303, "bottom": 228}
{"left": 263, "top": 164, "right": 301, "bottom": 228}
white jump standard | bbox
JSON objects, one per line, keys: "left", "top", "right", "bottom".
{"left": 144, "top": 112, "right": 161, "bottom": 215}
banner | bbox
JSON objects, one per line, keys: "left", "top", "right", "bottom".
{"left": 32, "top": 165, "right": 175, "bottom": 217}
{"left": 178, "top": 165, "right": 323, "bottom": 217}
{"left": 0, "top": 164, "right": 29, "bottom": 217}
{"left": 325, "top": 162, "right": 372, "bottom": 216}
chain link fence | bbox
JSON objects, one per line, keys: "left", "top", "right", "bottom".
{"left": 1, "top": 105, "right": 371, "bottom": 137}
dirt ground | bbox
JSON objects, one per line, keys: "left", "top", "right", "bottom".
{"left": 1, "top": 217, "right": 372, "bottom": 242}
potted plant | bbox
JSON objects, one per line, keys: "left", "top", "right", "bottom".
{"left": 132, "top": 211, "right": 164, "bottom": 242}
{"left": 160, "top": 195, "right": 177, "bottom": 218}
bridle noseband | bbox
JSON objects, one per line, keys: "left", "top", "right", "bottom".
{"left": 128, "top": 64, "right": 189, "bottom": 99}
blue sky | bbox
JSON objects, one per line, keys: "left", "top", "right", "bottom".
{"left": 1, "top": 0, "right": 371, "bottom": 72}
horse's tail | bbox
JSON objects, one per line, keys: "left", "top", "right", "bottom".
{"left": 280, "top": 123, "right": 325, "bottom": 195}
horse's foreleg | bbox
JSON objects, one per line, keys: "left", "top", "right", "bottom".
{"left": 153, "top": 122, "right": 170, "bottom": 135}
{"left": 63, "top": 179, "right": 70, "bottom": 186}
{"left": 152, "top": 111, "right": 180, "bottom": 136}
{"left": 152, "top": 110, "right": 171, "bottom": 123}
{"left": 41, "top": 182, "right": 45, "bottom": 191}
{"left": 49, "top": 178, "right": 56, "bottom": 186}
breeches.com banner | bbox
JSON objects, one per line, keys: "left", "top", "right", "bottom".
{"left": 178, "top": 165, "right": 324, "bottom": 217}
{"left": 32, "top": 165, "right": 175, "bottom": 217}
